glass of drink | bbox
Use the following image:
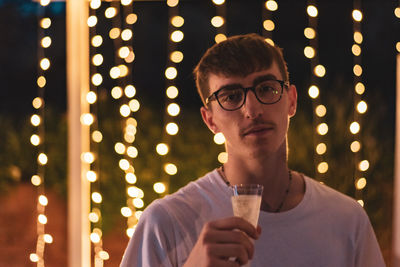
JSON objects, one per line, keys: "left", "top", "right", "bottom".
{"left": 231, "top": 184, "right": 263, "bottom": 267}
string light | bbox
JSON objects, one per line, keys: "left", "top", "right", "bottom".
{"left": 351, "top": 0, "right": 367, "bottom": 207}
{"left": 30, "top": 1, "right": 53, "bottom": 266}
{"left": 304, "top": 0, "right": 329, "bottom": 181}
{"left": 211, "top": 0, "right": 227, "bottom": 43}
{"left": 263, "top": 0, "right": 278, "bottom": 45}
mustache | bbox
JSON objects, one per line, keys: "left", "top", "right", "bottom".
{"left": 240, "top": 119, "right": 276, "bottom": 136}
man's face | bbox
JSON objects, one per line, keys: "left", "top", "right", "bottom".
{"left": 200, "top": 62, "right": 297, "bottom": 158}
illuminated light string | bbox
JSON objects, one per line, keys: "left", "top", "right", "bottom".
{"left": 86, "top": 0, "right": 111, "bottom": 265}
{"left": 304, "top": 1, "right": 329, "bottom": 181}
{"left": 263, "top": 0, "right": 279, "bottom": 46}
{"left": 152, "top": 0, "right": 184, "bottom": 198}
{"left": 104, "top": 0, "right": 142, "bottom": 239}
{"left": 351, "top": 2, "right": 369, "bottom": 207}
{"left": 396, "top": 4, "right": 400, "bottom": 53}
{"left": 211, "top": 0, "right": 227, "bottom": 44}
{"left": 29, "top": 1, "right": 53, "bottom": 266}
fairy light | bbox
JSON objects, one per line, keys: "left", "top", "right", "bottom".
{"left": 263, "top": 0, "right": 279, "bottom": 45}
{"left": 351, "top": 0, "right": 367, "bottom": 206}
{"left": 211, "top": 0, "right": 227, "bottom": 43}
{"left": 304, "top": 0, "right": 329, "bottom": 181}
{"left": 30, "top": 2, "right": 53, "bottom": 266}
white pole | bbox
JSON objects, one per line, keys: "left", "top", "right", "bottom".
{"left": 66, "top": 0, "right": 90, "bottom": 266}
{"left": 394, "top": 53, "right": 400, "bottom": 267}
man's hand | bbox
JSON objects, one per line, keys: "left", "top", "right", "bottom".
{"left": 183, "top": 217, "right": 261, "bottom": 267}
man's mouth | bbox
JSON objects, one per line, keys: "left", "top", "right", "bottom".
{"left": 241, "top": 124, "right": 274, "bottom": 137}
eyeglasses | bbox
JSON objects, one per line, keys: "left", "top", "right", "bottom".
{"left": 205, "top": 79, "right": 289, "bottom": 111}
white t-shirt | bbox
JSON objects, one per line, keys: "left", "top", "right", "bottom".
{"left": 120, "top": 169, "right": 385, "bottom": 267}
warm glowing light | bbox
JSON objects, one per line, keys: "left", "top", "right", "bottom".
{"left": 92, "top": 130, "right": 103, "bottom": 143}
{"left": 126, "top": 13, "right": 138, "bottom": 25}
{"left": 215, "top": 34, "right": 227, "bottom": 43}
{"left": 153, "top": 182, "right": 166, "bottom": 194}
{"left": 109, "top": 28, "right": 121, "bottom": 39}
{"left": 317, "top": 162, "right": 328, "bottom": 174}
{"left": 90, "top": 0, "right": 101, "bottom": 9}
{"left": 359, "top": 160, "right": 369, "bottom": 171}
{"left": 30, "top": 134, "right": 40, "bottom": 146}
{"left": 166, "top": 122, "right": 179, "bottom": 135}
{"left": 44, "top": 234, "right": 53, "bottom": 244}
{"left": 92, "top": 73, "right": 103, "bottom": 86}
{"left": 167, "top": 103, "right": 180, "bottom": 116}
{"left": 121, "top": 29, "right": 133, "bottom": 41}
{"left": 307, "top": 5, "right": 318, "bottom": 17}
{"left": 165, "top": 67, "right": 178, "bottom": 79}
{"left": 265, "top": 0, "right": 278, "bottom": 11}
{"left": 124, "top": 85, "right": 136, "bottom": 98}
{"left": 105, "top": 7, "right": 117, "bottom": 18}
{"left": 304, "top": 27, "right": 316, "bottom": 39}
{"left": 82, "top": 152, "right": 95, "bottom": 164}
{"left": 316, "top": 143, "right": 327, "bottom": 155}
{"left": 263, "top": 20, "right": 275, "bottom": 31}
{"left": 40, "top": 0, "right": 50, "bottom": 6}
{"left": 156, "top": 143, "right": 169, "bottom": 155}
{"left": 352, "top": 44, "right": 361, "bottom": 56}
{"left": 91, "top": 35, "right": 103, "bottom": 47}
{"left": 308, "top": 85, "right": 319, "bottom": 99}
{"left": 350, "top": 121, "right": 360, "bottom": 134}
{"left": 86, "top": 91, "right": 97, "bottom": 104}
{"left": 31, "top": 114, "right": 41, "bottom": 126}
{"left": 92, "top": 54, "right": 103, "bottom": 66}
{"left": 397, "top": 42, "right": 400, "bottom": 53}
{"left": 119, "top": 46, "right": 130, "bottom": 59}
{"left": 118, "top": 64, "right": 129, "bottom": 77}
{"left": 164, "top": 163, "right": 178, "bottom": 175}
{"left": 111, "top": 86, "right": 123, "bottom": 99}
{"left": 356, "top": 177, "right": 367, "bottom": 190}
{"left": 31, "top": 175, "right": 42, "bottom": 186}
{"left": 171, "top": 30, "right": 184, "bottom": 42}
{"left": 265, "top": 38, "right": 274, "bottom": 46}
{"left": 121, "top": 0, "right": 132, "bottom": 5}
{"left": 396, "top": 7, "right": 400, "bottom": 18}
{"left": 304, "top": 46, "right": 315, "bottom": 58}
{"left": 167, "top": 0, "right": 179, "bottom": 7}
{"left": 87, "top": 16, "right": 98, "bottom": 27}
{"left": 357, "top": 101, "right": 368, "bottom": 114}
{"left": 315, "top": 105, "right": 326, "bottom": 117}
{"left": 39, "top": 195, "right": 48, "bottom": 206}
{"left": 32, "top": 97, "right": 43, "bottom": 109}
{"left": 314, "top": 65, "right": 326, "bottom": 77}
{"left": 120, "top": 104, "right": 131, "bottom": 117}
{"left": 92, "top": 192, "right": 102, "bottom": 203}
{"left": 90, "top": 232, "right": 101, "bottom": 243}
{"left": 125, "top": 51, "right": 135, "bottom": 63}
{"left": 125, "top": 173, "right": 137, "bottom": 184}
{"left": 41, "top": 36, "right": 52, "bottom": 48}
{"left": 218, "top": 152, "right": 228, "bottom": 164}
{"left": 80, "top": 113, "right": 94, "bottom": 126}
{"left": 317, "top": 123, "right": 328, "bottom": 135}
{"left": 171, "top": 16, "right": 184, "bottom": 27}
{"left": 354, "top": 31, "right": 363, "bottom": 44}
{"left": 126, "top": 228, "right": 135, "bottom": 238}
{"left": 121, "top": 207, "right": 132, "bottom": 217}
{"left": 133, "top": 198, "right": 144, "bottom": 208}
{"left": 110, "top": 66, "right": 121, "bottom": 79}
{"left": 30, "top": 253, "right": 39, "bottom": 262}
{"left": 129, "top": 99, "right": 140, "bottom": 112}
{"left": 355, "top": 82, "right": 365, "bottom": 95}
{"left": 212, "top": 0, "right": 225, "bottom": 4}
{"left": 86, "top": 170, "right": 97, "bottom": 182}
{"left": 119, "top": 159, "right": 130, "bottom": 171}
{"left": 38, "top": 214, "right": 48, "bottom": 224}
{"left": 214, "top": 132, "right": 225, "bottom": 145}
{"left": 350, "top": 141, "right": 361, "bottom": 153}
{"left": 40, "top": 18, "right": 51, "bottom": 29}
{"left": 127, "top": 186, "right": 144, "bottom": 198}
{"left": 353, "top": 64, "right": 363, "bottom": 76}
{"left": 352, "top": 9, "right": 363, "bottom": 22}
{"left": 166, "top": 86, "right": 179, "bottom": 99}
{"left": 211, "top": 16, "right": 224, "bottom": 28}
{"left": 89, "top": 212, "right": 99, "bottom": 223}
{"left": 357, "top": 200, "right": 364, "bottom": 207}
{"left": 170, "top": 51, "right": 184, "bottom": 63}
{"left": 127, "top": 146, "right": 138, "bottom": 158}
{"left": 38, "top": 153, "right": 48, "bottom": 165}
{"left": 37, "top": 76, "right": 46, "bottom": 88}
{"left": 115, "top": 142, "right": 126, "bottom": 155}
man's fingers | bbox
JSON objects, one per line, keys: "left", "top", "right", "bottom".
{"left": 207, "top": 217, "right": 260, "bottom": 239}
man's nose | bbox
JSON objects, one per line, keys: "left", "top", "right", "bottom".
{"left": 243, "top": 90, "right": 263, "bottom": 119}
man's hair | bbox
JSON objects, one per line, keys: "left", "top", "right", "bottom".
{"left": 193, "top": 33, "right": 289, "bottom": 106}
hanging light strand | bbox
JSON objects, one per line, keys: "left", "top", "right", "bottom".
{"left": 106, "top": 0, "right": 142, "bottom": 239}
{"left": 211, "top": 0, "right": 227, "bottom": 43}
{"left": 153, "top": 0, "right": 184, "bottom": 196}
{"left": 396, "top": 3, "right": 400, "bottom": 53}
{"left": 351, "top": 0, "right": 368, "bottom": 207}
{"left": 262, "top": 0, "right": 278, "bottom": 46}
{"left": 29, "top": 1, "right": 53, "bottom": 266}
{"left": 304, "top": 0, "right": 329, "bottom": 181}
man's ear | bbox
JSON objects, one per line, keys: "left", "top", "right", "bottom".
{"left": 288, "top": 84, "right": 297, "bottom": 117}
{"left": 200, "top": 106, "right": 219, "bottom": 134}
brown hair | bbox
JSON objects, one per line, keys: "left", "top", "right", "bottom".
{"left": 193, "top": 33, "right": 289, "bottom": 106}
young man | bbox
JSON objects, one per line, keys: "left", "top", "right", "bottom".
{"left": 120, "top": 33, "right": 385, "bottom": 267}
